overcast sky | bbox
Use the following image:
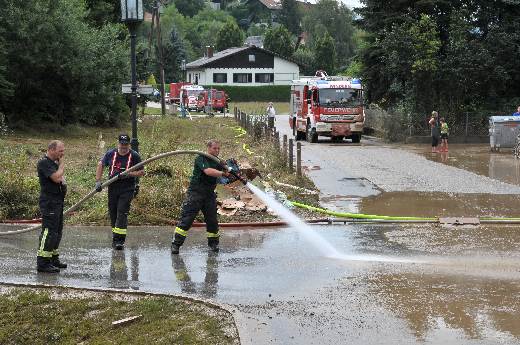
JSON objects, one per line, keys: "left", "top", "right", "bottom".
{"left": 340, "top": 0, "right": 362, "bottom": 9}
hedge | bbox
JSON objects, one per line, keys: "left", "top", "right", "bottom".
{"left": 203, "top": 85, "right": 290, "bottom": 102}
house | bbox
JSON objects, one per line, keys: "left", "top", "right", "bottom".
{"left": 185, "top": 46, "right": 300, "bottom": 86}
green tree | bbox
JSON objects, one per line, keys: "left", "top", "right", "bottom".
{"left": 216, "top": 22, "right": 244, "bottom": 51}
{"left": 302, "top": 0, "right": 356, "bottom": 68}
{"left": 292, "top": 46, "right": 316, "bottom": 75}
{"left": 173, "top": 0, "right": 205, "bottom": 17}
{"left": 279, "top": 0, "right": 301, "bottom": 35}
{"left": 1, "top": 0, "right": 128, "bottom": 126}
{"left": 314, "top": 32, "right": 336, "bottom": 74}
{"left": 264, "top": 25, "right": 295, "bottom": 58}
{"left": 85, "top": 0, "right": 120, "bottom": 27}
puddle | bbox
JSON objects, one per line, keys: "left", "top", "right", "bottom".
{"left": 360, "top": 191, "right": 520, "bottom": 218}
{"left": 407, "top": 144, "right": 520, "bottom": 186}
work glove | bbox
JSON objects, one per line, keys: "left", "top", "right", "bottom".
{"left": 95, "top": 181, "right": 102, "bottom": 192}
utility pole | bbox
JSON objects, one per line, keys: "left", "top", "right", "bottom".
{"left": 151, "top": 0, "right": 166, "bottom": 116}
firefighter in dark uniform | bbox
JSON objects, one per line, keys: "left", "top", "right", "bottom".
{"left": 171, "top": 139, "right": 231, "bottom": 254}
{"left": 95, "top": 134, "right": 144, "bottom": 250}
{"left": 36, "top": 140, "right": 67, "bottom": 273}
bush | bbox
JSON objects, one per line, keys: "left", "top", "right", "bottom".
{"left": 204, "top": 85, "right": 290, "bottom": 102}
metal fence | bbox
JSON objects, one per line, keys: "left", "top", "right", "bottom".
{"left": 409, "top": 112, "right": 496, "bottom": 137}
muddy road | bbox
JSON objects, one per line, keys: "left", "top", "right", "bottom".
{"left": 1, "top": 117, "right": 520, "bottom": 344}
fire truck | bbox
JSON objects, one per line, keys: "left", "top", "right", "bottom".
{"left": 180, "top": 85, "right": 205, "bottom": 111}
{"left": 196, "top": 89, "right": 228, "bottom": 113}
{"left": 169, "top": 82, "right": 191, "bottom": 104}
{"left": 289, "top": 72, "right": 364, "bottom": 143}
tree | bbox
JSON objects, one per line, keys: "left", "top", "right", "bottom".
{"left": 216, "top": 22, "right": 244, "bottom": 51}
{"left": 292, "top": 46, "right": 316, "bottom": 75}
{"left": 264, "top": 25, "right": 295, "bottom": 58}
{"left": 279, "top": 0, "right": 301, "bottom": 35}
{"left": 314, "top": 32, "right": 336, "bottom": 74}
{"left": 0, "top": 0, "right": 128, "bottom": 126}
{"left": 302, "top": 0, "right": 356, "bottom": 68}
{"left": 162, "top": 26, "right": 187, "bottom": 82}
{"left": 84, "top": 0, "right": 120, "bottom": 27}
{"left": 173, "top": 0, "right": 205, "bottom": 18}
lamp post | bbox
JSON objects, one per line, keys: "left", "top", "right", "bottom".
{"left": 121, "top": 0, "right": 144, "bottom": 152}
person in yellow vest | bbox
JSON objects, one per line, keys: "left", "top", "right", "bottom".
{"left": 440, "top": 117, "right": 449, "bottom": 152}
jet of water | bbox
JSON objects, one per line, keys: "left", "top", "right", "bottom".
{"left": 246, "top": 183, "right": 342, "bottom": 257}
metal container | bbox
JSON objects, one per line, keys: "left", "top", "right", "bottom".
{"left": 489, "top": 116, "right": 520, "bottom": 150}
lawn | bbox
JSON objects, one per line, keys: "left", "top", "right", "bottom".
{"left": 0, "top": 285, "right": 239, "bottom": 345}
{"left": 229, "top": 102, "right": 290, "bottom": 115}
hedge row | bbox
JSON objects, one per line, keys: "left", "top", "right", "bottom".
{"left": 203, "top": 85, "right": 291, "bottom": 102}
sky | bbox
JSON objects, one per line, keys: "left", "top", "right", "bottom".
{"left": 340, "top": 0, "right": 362, "bottom": 8}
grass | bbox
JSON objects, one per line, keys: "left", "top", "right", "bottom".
{"left": 229, "top": 102, "right": 290, "bottom": 115}
{"left": 0, "top": 286, "right": 238, "bottom": 345}
{"left": 0, "top": 116, "right": 319, "bottom": 224}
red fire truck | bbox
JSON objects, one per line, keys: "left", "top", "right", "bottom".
{"left": 180, "top": 85, "right": 205, "bottom": 111}
{"left": 169, "top": 82, "right": 191, "bottom": 104}
{"left": 196, "top": 89, "right": 228, "bottom": 113}
{"left": 289, "top": 73, "right": 364, "bottom": 143}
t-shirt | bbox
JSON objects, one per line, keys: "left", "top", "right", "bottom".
{"left": 267, "top": 106, "right": 276, "bottom": 118}
{"left": 189, "top": 155, "right": 223, "bottom": 190}
{"left": 513, "top": 112, "right": 520, "bottom": 116}
{"left": 441, "top": 123, "right": 449, "bottom": 134}
{"left": 37, "top": 156, "right": 65, "bottom": 198}
{"left": 101, "top": 148, "right": 142, "bottom": 188}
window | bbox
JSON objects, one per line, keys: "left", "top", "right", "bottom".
{"left": 255, "top": 73, "right": 274, "bottom": 83}
{"left": 248, "top": 54, "right": 256, "bottom": 62}
{"left": 233, "top": 73, "right": 252, "bottom": 83}
{"left": 213, "top": 73, "right": 227, "bottom": 83}
{"left": 188, "top": 73, "right": 191, "bottom": 83}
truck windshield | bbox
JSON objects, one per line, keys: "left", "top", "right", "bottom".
{"left": 318, "top": 89, "right": 362, "bottom": 107}
{"left": 186, "top": 90, "right": 202, "bottom": 97}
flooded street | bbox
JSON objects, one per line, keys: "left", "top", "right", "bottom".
{"left": 1, "top": 117, "right": 520, "bottom": 344}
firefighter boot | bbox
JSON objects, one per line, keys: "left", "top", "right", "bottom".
{"left": 171, "top": 230, "right": 186, "bottom": 255}
{"left": 37, "top": 257, "right": 60, "bottom": 273}
{"left": 52, "top": 255, "right": 67, "bottom": 269}
{"left": 112, "top": 233, "right": 125, "bottom": 250}
{"left": 208, "top": 238, "right": 219, "bottom": 253}
{"left": 171, "top": 243, "right": 181, "bottom": 255}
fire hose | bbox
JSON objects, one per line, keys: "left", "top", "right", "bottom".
{"left": 0, "top": 150, "right": 246, "bottom": 237}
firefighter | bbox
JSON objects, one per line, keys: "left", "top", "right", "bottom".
{"left": 95, "top": 134, "right": 144, "bottom": 250}
{"left": 36, "top": 140, "right": 67, "bottom": 273}
{"left": 171, "top": 139, "right": 231, "bottom": 254}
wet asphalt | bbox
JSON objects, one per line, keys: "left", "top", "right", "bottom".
{"left": 1, "top": 116, "right": 520, "bottom": 344}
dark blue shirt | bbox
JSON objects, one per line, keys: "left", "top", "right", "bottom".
{"left": 101, "top": 149, "right": 142, "bottom": 188}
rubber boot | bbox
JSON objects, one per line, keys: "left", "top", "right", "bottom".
{"left": 171, "top": 233, "right": 185, "bottom": 255}
{"left": 52, "top": 255, "right": 67, "bottom": 269}
{"left": 112, "top": 233, "right": 125, "bottom": 250}
{"left": 208, "top": 239, "right": 219, "bottom": 253}
{"left": 37, "top": 257, "right": 60, "bottom": 273}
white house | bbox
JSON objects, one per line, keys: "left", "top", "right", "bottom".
{"left": 185, "top": 46, "right": 300, "bottom": 86}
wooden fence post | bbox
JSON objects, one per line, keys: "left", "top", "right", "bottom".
{"left": 296, "top": 142, "right": 302, "bottom": 177}
{"left": 288, "top": 139, "right": 294, "bottom": 172}
{"left": 282, "top": 134, "right": 287, "bottom": 166}
{"left": 274, "top": 131, "right": 280, "bottom": 151}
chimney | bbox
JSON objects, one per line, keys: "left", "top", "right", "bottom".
{"left": 206, "top": 46, "right": 214, "bottom": 58}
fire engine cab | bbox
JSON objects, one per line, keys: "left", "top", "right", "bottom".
{"left": 180, "top": 85, "right": 205, "bottom": 111}
{"left": 290, "top": 72, "right": 364, "bottom": 143}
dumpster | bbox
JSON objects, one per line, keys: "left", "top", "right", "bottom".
{"left": 489, "top": 116, "right": 520, "bottom": 151}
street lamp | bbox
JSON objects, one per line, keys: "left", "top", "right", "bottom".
{"left": 121, "top": 0, "right": 144, "bottom": 152}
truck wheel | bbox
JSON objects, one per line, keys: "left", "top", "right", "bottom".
{"left": 351, "top": 134, "right": 361, "bottom": 143}
{"left": 306, "top": 122, "right": 318, "bottom": 143}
